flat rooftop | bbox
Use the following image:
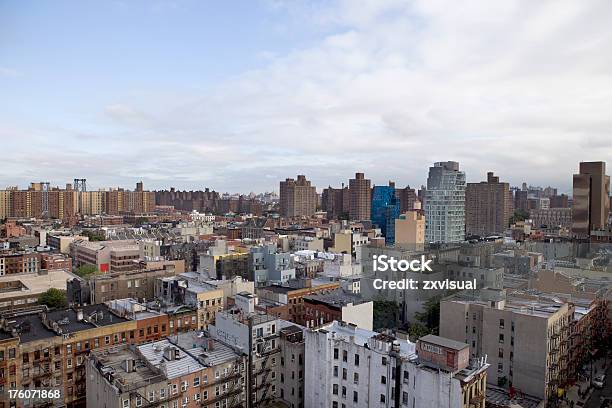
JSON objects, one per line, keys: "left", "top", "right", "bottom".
{"left": 138, "top": 339, "right": 204, "bottom": 379}
{"left": 91, "top": 346, "right": 163, "bottom": 393}
{"left": 170, "top": 332, "right": 241, "bottom": 366}
{"left": 0, "top": 269, "right": 75, "bottom": 301}
{"left": 47, "top": 303, "right": 129, "bottom": 332}
{"left": 419, "top": 334, "right": 468, "bottom": 351}
{"left": 304, "top": 288, "right": 366, "bottom": 309}
{"left": 4, "top": 313, "right": 56, "bottom": 343}
{"left": 319, "top": 320, "right": 416, "bottom": 360}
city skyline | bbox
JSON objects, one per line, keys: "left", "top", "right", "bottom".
{"left": 0, "top": 165, "right": 585, "bottom": 195}
{"left": 2, "top": 0, "right": 612, "bottom": 192}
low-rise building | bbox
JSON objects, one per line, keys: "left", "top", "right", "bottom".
{"left": 302, "top": 288, "right": 373, "bottom": 330}
{"left": 87, "top": 333, "right": 246, "bottom": 408}
{"left": 0, "top": 250, "right": 41, "bottom": 276}
{"left": 0, "top": 269, "right": 74, "bottom": 311}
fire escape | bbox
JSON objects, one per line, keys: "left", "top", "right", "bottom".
{"left": 252, "top": 335, "right": 278, "bottom": 407}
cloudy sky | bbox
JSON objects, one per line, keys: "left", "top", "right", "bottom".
{"left": 1, "top": 0, "right": 611, "bottom": 193}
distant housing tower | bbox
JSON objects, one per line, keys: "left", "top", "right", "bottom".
{"left": 572, "top": 161, "right": 610, "bottom": 238}
{"left": 424, "top": 161, "right": 466, "bottom": 243}
{"left": 349, "top": 172, "right": 371, "bottom": 221}
{"left": 279, "top": 175, "right": 317, "bottom": 217}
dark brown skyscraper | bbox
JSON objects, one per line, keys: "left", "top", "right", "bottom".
{"left": 572, "top": 161, "right": 610, "bottom": 238}
{"left": 279, "top": 175, "right": 317, "bottom": 217}
{"left": 348, "top": 172, "right": 371, "bottom": 221}
{"left": 321, "top": 184, "right": 349, "bottom": 219}
{"left": 465, "top": 172, "right": 513, "bottom": 236}
{"left": 395, "top": 186, "right": 417, "bottom": 213}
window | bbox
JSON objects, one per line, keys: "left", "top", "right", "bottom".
{"left": 341, "top": 386, "right": 346, "bottom": 398}
{"left": 498, "top": 348, "right": 504, "bottom": 358}
{"left": 193, "top": 377, "right": 200, "bottom": 387}
{"left": 148, "top": 391, "right": 155, "bottom": 402}
{"left": 381, "top": 375, "right": 386, "bottom": 384}
{"left": 123, "top": 400, "right": 130, "bottom": 408}
{"left": 342, "top": 368, "right": 347, "bottom": 380}
{"left": 382, "top": 357, "right": 387, "bottom": 366}
{"left": 380, "top": 394, "right": 386, "bottom": 403}
{"left": 334, "top": 348, "right": 339, "bottom": 359}
{"left": 160, "top": 388, "right": 167, "bottom": 398}
{"left": 172, "top": 384, "right": 178, "bottom": 395}
{"left": 402, "top": 391, "right": 409, "bottom": 404}
{"left": 333, "top": 384, "right": 338, "bottom": 395}
{"left": 203, "top": 390, "right": 208, "bottom": 400}
{"left": 499, "top": 334, "right": 504, "bottom": 344}
{"left": 354, "top": 354, "right": 359, "bottom": 366}
{"left": 353, "top": 373, "right": 359, "bottom": 384}
{"left": 403, "top": 371, "right": 409, "bottom": 383}
{"left": 136, "top": 396, "right": 143, "bottom": 407}
{"left": 194, "top": 393, "right": 200, "bottom": 401}
{"left": 499, "top": 319, "right": 505, "bottom": 329}
{"left": 333, "top": 366, "right": 338, "bottom": 377}
{"left": 181, "top": 381, "right": 187, "bottom": 391}
{"left": 353, "top": 391, "right": 358, "bottom": 403}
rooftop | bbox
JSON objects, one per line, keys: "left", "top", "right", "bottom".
{"left": 304, "top": 288, "right": 366, "bottom": 309}
{"left": 47, "top": 303, "right": 129, "bottom": 332}
{"left": 90, "top": 345, "right": 163, "bottom": 394}
{"left": 0, "top": 269, "right": 75, "bottom": 301}
{"left": 138, "top": 339, "right": 204, "bottom": 379}
{"left": 318, "top": 320, "right": 416, "bottom": 360}
{"left": 170, "top": 331, "right": 242, "bottom": 366}
{"left": 419, "top": 334, "right": 468, "bottom": 351}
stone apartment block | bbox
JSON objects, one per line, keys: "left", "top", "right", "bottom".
{"left": 0, "top": 299, "right": 199, "bottom": 407}
{"left": 86, "top": 334, "right": 247, "bottom": 408}
{"left": 440, "top": 289, "right": 573, "bottom": 403}
{"left": 305, "top": 321, "right": 489, "bottom": 408}
{"left": 209, "top": 293, "right": 282, "bottom": 407}
{"left": 465, "top": 172, "right": 513, "bottom": 237}
{"left": 279, "top": 175, "right": 317, "bottom": 218}
{"left": 349, "top": 173, "right": 371, "bottom": 221}
{"left": 278, "top": 324, "right": 305, "bottom": 408}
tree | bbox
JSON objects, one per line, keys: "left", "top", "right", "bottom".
{"left": 407, "top": 322, "right": 431, "bottom": 341}
{"left": 373, "top": 300, "right": 400, "bottom": 331}
{"left": 81, "top": 230, "right": 105, "bottom": 241}
{"left": 76, "top": 264, "right": 100, "bottom": 278}
{"left": 509, "top": 209, "right": 529, "bottom": 225}
{"left": 39, "top": 288, "right": 67, "bottom": 309}
{"left": 414, "top": 296, "right": 441, "bottom": 334}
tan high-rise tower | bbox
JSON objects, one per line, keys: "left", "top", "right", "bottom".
{"left": 279, "top": 175, "right": 317, "bottom": 217}
{"left": 349, "top": 172, "right": 371, "bottom": 221}
{"left": 572, "top": 161, "right": 610, "bottom": 238}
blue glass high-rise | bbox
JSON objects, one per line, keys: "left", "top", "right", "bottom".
{"left": 371, "top": 185, "right": 401, "bottom": 245}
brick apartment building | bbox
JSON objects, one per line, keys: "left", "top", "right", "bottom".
{"left": 466, "top": 172, "right": 513, "bottom": 237}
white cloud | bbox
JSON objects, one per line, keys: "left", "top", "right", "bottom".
{"left": 5, "top": 0, "right": 612, "bottom": 192}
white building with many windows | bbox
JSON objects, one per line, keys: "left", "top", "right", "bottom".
{"left": 305, "top": 321, "right": 489, "bottom": 408}
{"left": 424, "top": 161, "right": 466, "bottom": 243}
